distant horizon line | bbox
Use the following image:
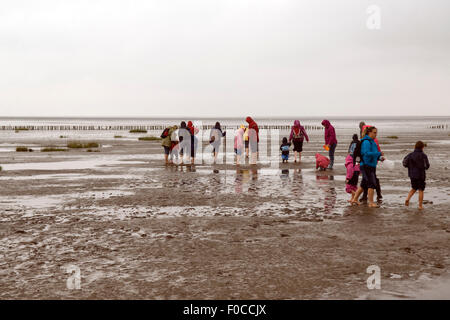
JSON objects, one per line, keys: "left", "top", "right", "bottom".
{"left": 1, "top": 115, "right": 449, "bottom": 120}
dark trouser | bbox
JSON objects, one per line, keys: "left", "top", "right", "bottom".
{"left": 328, "top": 143, "right": 337, "bottom": 168}
{"left": 361, "top": 167, "right": 382, "bottom": 200}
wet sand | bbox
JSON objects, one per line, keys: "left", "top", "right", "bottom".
{"left": 0, "top": 129, "right": 449, "bottom": 299}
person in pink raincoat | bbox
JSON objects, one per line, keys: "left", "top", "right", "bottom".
{"left": 315, "top": 153, "right": 330, "bottom": 171}
{"left": 288, "top": 120, "right": 309, "bottom": 163}
{"left": 321, "top": 120, "right": 338, "bottom": 169}
{"left": 234, "top": 126, "right": 245, "bottom": 165}
{"left": 345, "top": 154, "right": 360, "bottom": 203}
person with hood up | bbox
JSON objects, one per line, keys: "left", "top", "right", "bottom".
{"left": 288, "top": 120, "right": 309, "bottom": 163}
{"left": 315, "top": 153, "right": 330, "bottom": 171}
{"left": 187, "top": 121, "right": 199, "bottom": 164}
{"left": 209, "top": 121, "right": 226, "bottom": 164}
{"left": 245, "top": 117, "right": 259, "bottom": 164}
{"left": 351, "top": 126, "right": 384, "bottom": 208}
{"left": 321, "top": 120, "right": 338, "bottom": 169}
{"left": 234, "top": 126, "right": 245, "bottom": 165}
{"left": 345, "top": 154, "right": 360, "bottom": 203}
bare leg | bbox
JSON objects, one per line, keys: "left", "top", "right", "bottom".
{"left": 348, "top": 191, "right": 355, "bottom": 203}
{"left": 368, "top": 188, "right": 379, "bottom": 207}
{"left": 164, "top": 154, "right": 169, "bottom": 164}
{"left": 405, "top": 189, "right": 416, "bottom": 206}
{"left": 351, "top": 187, "right": 364, "bottom": 205}
{"left": 294, "top": 151, "right": 298, "bottom": 163}
{"left": 418, "top": 190, "right": 424, "bottom": 209}
{"left": 298, "top": 152, "right": 302, "bottom": 162}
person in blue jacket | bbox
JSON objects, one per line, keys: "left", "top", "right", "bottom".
{"left": 351, "top": 126, "right": 384, "bottom": 208}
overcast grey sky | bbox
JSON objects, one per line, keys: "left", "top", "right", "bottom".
{"left": 1, "top": 0, "right": 449, "bottom": 117}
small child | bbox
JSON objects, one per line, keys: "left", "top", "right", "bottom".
{"left": 315, "top": 153, "right": 330, "bottom": 171}
{"left": 345, "top": 154, "right": 360, "bottom": 203}
{"left": 280, "top": 137, "right": 291, "bottom": 163}
{"left": 348, "top": 134, "right": 359, "bottom": 157}
{"left": 403, "top": 141, "right": 430, "bottom": 210}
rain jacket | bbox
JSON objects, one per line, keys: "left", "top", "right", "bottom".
{"left": 289, "top": 120, "right": 309, "bottom": 142}
{"left": 246, "top": 117, "right": 259, "bottom": 143}
{"left": 321, "top": 120, "right": 337, "bottom": 145}
{"left": 161, "top": 126, "right": 177, "bottom": 148}
{"left": 315, "top": 153, "right": 330, "bottom": 169}
{"left": 360, "top": 135, "right": 381, "bottom": 168}
{"left": 402, "top": 148, "right": 430, "bottom": 180}
{"left": 345, "top": 154, "right": 360, "bottom": 185}
{"left": 234, "top": 128, "right": 244, "bottom": 150}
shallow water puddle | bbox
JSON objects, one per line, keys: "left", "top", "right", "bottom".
{"left": 0, "top": 159, "right": 148, "bottom": 171}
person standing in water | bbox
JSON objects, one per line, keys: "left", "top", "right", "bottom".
{"left": 403, "top": 141, "right": 430, "bottom": 210}
{"left": 178, "top": 121, "right": 191, "bottom": 165}
{"left": 360, "top": 124, "right": 383, "bottom": 202}
{"left": 321, "top": 120, "right": 338, "bottom": 169}
{"left": 288, "top": 120, "right": 309, "bottom": 163}
{"left": 246, "top": 117, "right": 259, "bottom": 165}
{"left": 234, "top": 126, "right": 245, "bottom": 165}
{"left": 352, "top": 126, "right": 383, "bottom": 208}
{"left": 187, "top": 121, "right": 199, "bottom": 164}
{"left": 161, "top": 125, "right": 178, "bottom": 165}
{"left": 209, "top": 122, "right": 226, "bottom": 164}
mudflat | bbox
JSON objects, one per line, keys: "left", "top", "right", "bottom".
{"left": 0, "top": 129, "right": 449, "bottom": 299}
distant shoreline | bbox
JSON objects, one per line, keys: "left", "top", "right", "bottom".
{"left": 1, "top": 115, "right": 449, "bottom": 121}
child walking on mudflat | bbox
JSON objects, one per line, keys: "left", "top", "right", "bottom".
{"left": 345, "top": 154, "right": 360, "bottom": 203}
{"left": 403, "top": 141, "right": 430, "bottom": 210}
{"left": 280, "top": 137, "right": 291, "bottom": 163}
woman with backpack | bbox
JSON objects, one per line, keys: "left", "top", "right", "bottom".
{"left": 351, "top": 126, "right": 384, "bottom": 208}
{"left": 288, "top": 120, "right": 309, "bottom": 163}
{"left": 209, "top": 122, "right": 226, "bottom": 164}
{"left": 161, "top": 125, "right": 178, "bottom": 165}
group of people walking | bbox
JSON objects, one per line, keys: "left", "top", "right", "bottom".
{"left": 161, "top": 118, "right": 430, "bottom": 210}
{"left": 344, "top": 121, "right": 430, "bottom": 209}
{"left": 161, "top": 117, "right": 260, "bottom": 165}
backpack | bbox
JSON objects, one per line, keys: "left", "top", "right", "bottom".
{"left": 353, "top": 139, "right": 372, "bottom": 165}
{"left": 352, "top": 140, "right": 363, "bottom": 165}
{"left": 160, "top": 127, "right": 170, "bottom": 139}
{"left": 170, "top": 129, "right": 178, "bottom": 142}
{"left": 292, "top": 127, "right": 304, "bottom": 140}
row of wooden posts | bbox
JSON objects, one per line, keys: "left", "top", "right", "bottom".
{"left": 428, "top": 124, "right": 448, "bottom": 129}
{"left": 0, "top": 124, "right": 324, "bottom": 131}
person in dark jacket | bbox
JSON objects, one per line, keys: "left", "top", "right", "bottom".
{"left": 210, "top": 122, "right": 226, "bottom": 164}
{"left": 321, "top": 120, "right": 338, "bottom": 169}
{"left": 403, "top": 141, "right": 430, "bottom": 210}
